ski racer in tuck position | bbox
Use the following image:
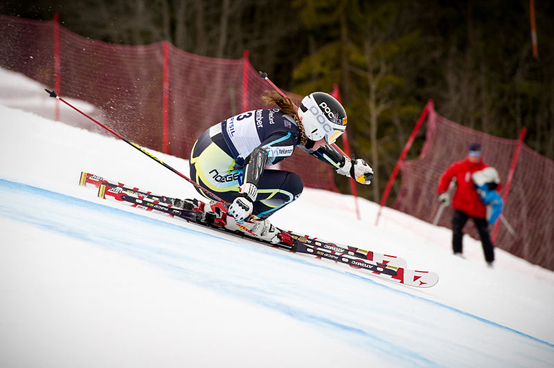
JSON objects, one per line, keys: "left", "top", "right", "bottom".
{"left": 189, "top": 91, "right": 374, "bottom": 243}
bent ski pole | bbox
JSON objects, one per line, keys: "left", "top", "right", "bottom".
{"left": 44, "top": 89, "right": 228, "bottom": 205}
{"left": 259, "top": 71, "right": 290, "bottom": 103}
{"left": 258, "top": 71, "right": 349, "bottom": 157}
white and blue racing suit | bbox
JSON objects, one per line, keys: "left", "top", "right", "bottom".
{"left": 190, "top": 107, "right": 348, "bottom": 219}
{"left": 190, "top": 108, "right": 304, "bottom": 219}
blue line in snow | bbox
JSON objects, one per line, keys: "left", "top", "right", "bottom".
{"left": 1, "top": 178, "right": 553, "bottom": 354}
{"left": 344, "top": 271, "right": 554, "bottom": 349}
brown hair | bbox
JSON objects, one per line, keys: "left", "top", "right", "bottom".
{"left": 262, "top": 90, "right": 308, "bottom": 146}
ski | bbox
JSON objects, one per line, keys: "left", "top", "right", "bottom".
{"left": 80, "top": 172, "right": 406, "bottom": 267}
{"left": 79, "top": 172, "right": 438, "bottom": 287}
{"left": 98, "top": 182, "right": 402, "bottom": 276}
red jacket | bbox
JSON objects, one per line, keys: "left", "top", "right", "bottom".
{"left": 437, "top": 157, "right": 495, "bottom": 219}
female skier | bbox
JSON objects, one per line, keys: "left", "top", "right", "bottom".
{"left": 189, "top": 91, "right": 374, "bottom": 243}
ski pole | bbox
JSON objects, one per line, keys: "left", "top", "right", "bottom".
{"left": 432, "top": 203, "right": 448, "bottom": 225}
{"left": 434, "top": 180, "right": 456, "bottom": 225}
{"left": 259, "top": 71, "right": 291, "bottom": 104}
{"left": 44, "top": 89, "right": 228, "bottom": 205}
{"left": 499, "top": 214, "right": 516, "bottom": 236}
{"left": 258, "top": 71, "right": 349, "bottom": 157}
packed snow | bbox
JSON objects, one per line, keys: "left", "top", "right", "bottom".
{"left": 1, "top": 67, "right": 553, "bottom": 367}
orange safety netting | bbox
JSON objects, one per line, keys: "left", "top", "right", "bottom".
{"left": 392, "top": 106, "right": 554, "bottom": 271}
{"left": 0, "top": 14, "right": 337, "bottom": 192}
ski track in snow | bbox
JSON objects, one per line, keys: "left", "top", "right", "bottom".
{"left": 2, "top": 178, "right": 553, "bottom": 368}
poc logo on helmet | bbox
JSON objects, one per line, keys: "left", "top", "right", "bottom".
{"left": 319, "top": 101, "right": 345, "bottom": 126}
{"left": 319, "top": 102, "right": 334, "bottom": 120}
{"left": 309, "top": 105, "right": 333, "bottom": 133}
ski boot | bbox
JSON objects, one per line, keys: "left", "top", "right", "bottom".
{"left": 224, "top": 216, "right": 280, "bottom": 244}
{"left": 182, "top": 198, "right": 227, "bottom": 227}
{"left": 181, "top": 198, "right": 286, "bottom": 246}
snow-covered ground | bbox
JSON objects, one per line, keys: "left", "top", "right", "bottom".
{"left": 1, "top": 68, "right": 553, "bottom": 367}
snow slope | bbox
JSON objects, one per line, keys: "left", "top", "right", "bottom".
{"left": 1, "top": 68, "right": 553, "bottom": 367}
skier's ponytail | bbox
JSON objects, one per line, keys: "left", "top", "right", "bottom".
{"left": 262, "top": 90, "right": 297, "bottom": 116}
{"left": 262, "top": 91, "right": 308, "bottom": 146}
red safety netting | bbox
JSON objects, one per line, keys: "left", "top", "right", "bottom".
{"left": 0, "top": 15, "right": 337, "bottom": 192}
{"left": 392, "top": 106, "right": 554, "bottom": 271}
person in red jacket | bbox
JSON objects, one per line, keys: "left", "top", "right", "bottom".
{"left": 437, "top": 143, "right": 500, "bottom": 266}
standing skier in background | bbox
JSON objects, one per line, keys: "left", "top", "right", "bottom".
{"left": 437, "top": 143, "right": 502, "bottom": 267}
{"left": 189, "top": 91, "right": 374, "bottom": 243}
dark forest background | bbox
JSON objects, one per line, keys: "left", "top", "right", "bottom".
{"left": 1, "top": 0, "right": 552, "bottom": 201}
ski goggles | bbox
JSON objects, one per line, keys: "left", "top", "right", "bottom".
{"left": 468, "top": 150, "right": 481, "bottom": 157}
{"left": 326, "top": 130, "right": 343, "bottom": 144}
{"left": 324, "top": 117, "right": 347, "bottom": 144}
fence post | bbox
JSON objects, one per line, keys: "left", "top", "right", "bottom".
{"left": 162, "top": 41, "right": 170, "bottom": 154}
{"left": 375, "top": 99, "right": 433, "bottom": 226}
{"left": 492, "top": 127, "right": 526, "bottom": 242}
{"left": 241, "top": 50, "right": 250, "bottom": 113}
{"left": 53, "top": 14, "right": 61, "bottom": 122}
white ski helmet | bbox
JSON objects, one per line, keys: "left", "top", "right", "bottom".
{"left": 298, "top": 92, "right": 347, "bottom": 144}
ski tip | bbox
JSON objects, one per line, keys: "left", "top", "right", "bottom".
{"left": 407, "top": 271, "right": 439, "bottom": 288}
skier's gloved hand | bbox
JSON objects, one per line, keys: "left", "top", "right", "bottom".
{"left": 351, "top": 158, "right": 374, "bottom": 184}
{"left": 337, "top": 157, "right": 374, "bottom": 185}
{"left": 228, "top": 183, "right": 258, "bottom": 223}
{"left": 228, "top": 197, "right": 253, "bottom": 222}
{"left": 438, "top": 192, "right": 450, "bottom": 206}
